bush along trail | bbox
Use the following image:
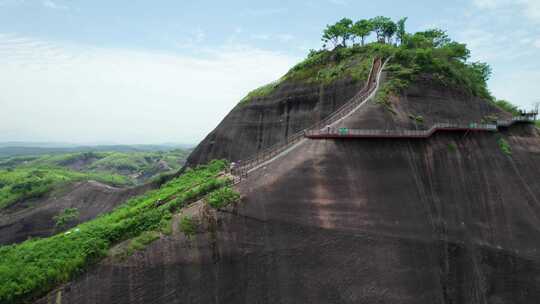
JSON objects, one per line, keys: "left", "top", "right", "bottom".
{"left": 0, "top": 159, "right": 234, "bottom": 304}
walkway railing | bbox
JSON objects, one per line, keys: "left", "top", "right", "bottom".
{"left": 305, "top": 116, "right": 536, "bottom": 140}
{"left": 231, "top": 57, "right": 385, "bottom": 179}
{"left": 497, "top": 115, "right": 537, "bottom": 127}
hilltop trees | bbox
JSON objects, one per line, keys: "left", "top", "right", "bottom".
{"left": 396, "top": 17, "right": 408, "bottom": 45}
{"left": 371, "top": 16, "right": 396, "bottom": 43}
{"left": 352, "top": 19, "right": 373, "bottom": 46}
{"left": 321, "top": 16, "right": 406, "bottom": 49}
{"left": 322, "top": 18, "right": 353, "bottom": 48}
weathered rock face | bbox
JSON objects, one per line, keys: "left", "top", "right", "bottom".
{"left": 36, "top": 127, "right": 540, "bottom": 304}
{"left": 36, "top": 81, "right": 540, "bottom": 303}
{"left": 186, "top": 77, "right": 364, "bottom": 166}
{"left": 187, "top": 75, "right": 509, "bottom": 167}
{"left": 0, "top": 181, "right": 152, "bottom": 245}
{"left": 335, "top": 76, "right": 511, "bottom": 130}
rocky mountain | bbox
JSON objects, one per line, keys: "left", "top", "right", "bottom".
{"left": 2, "top": 24, "right": 539, "bottom": 304}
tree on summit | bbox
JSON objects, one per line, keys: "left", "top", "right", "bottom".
{"left": 370, "top": 16, "right": 394, "bottom": 43}
{"left": 322, "top": 18, "right": 354, "bottom": 48}
{"left": 396, "top": 17, "right": 408, "bottom": 45}
{"left": 321, "top": 16, "right": 407, "bottom": 49}
{"left": 352, "top": 19, "right": 373, "bottom": 46}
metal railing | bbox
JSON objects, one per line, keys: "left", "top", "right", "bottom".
{"left": 305, "top": 117, "right": 536, "bottom": 139}
{"left": 231, "top": 57, "right": 384, "bottom": 179}
{"left": 497, "top": 114, "right": 537, "bottom": 127}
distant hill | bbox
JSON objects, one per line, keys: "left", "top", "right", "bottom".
{"left": 0, "top": 143, "right": 194, "bottom": 158}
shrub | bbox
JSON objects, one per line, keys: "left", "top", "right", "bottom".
{"left": 127, "top": 231, "right": 160, "bottom": 254}
{"left": 159, "top": 213, "right": 173, "bottom": 235}
{"left": 206, "top": 187, "right": 240, "bottom": 209}
{"left": 180, "top": 216, "right": 196, "bottom": 238}
{"left": 408, "top": 114, "right": 424, "bottom": 124}
{"left": 53, "top": 208, "right": 80, "bottom": 228}
{"left": 498, "top": 138, "right": 512, "bottom": 155}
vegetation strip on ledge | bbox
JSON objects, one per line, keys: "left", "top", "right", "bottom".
{"left": 0, "top": 159, "right": 229, "bottom": 304}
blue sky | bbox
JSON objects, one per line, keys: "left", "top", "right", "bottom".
{"left": 1, "top": 0, "right": 539, "bottom": 144}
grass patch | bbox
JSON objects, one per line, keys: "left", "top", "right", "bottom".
{"left": 375, "top": 80, "right": 404, "bottom": 115}
{"left": 0, "top": 160, "right": 229, "bottom": 304}
{"left": 206, "top": 187, "right": 240, "bottom": 209}
{"left": 498, "top": 137, "right": 512, "bottom": 155}
{"left": 53, "top": 208, "right": 80, "bottom": 228}
{"left": 127, "top": 231, "right": 160, "bottom": 254}
{"left": 239, "top": 81, "right": 282, "bottom": 105}
{"left": 492, "top": 100, "right": 520, "bottom": 115}
{"left": 159, "top": 213, "right": 173, "bottom": 236}
{"left": 179, "top": 216, "right": 196, "bottom": 238}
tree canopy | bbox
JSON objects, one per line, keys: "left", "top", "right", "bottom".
{"left": 321, "top": 16, "right": 405, "bottom": 49}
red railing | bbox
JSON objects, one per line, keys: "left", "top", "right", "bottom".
{"left": 231, "top": 57, "right": 385, "bottom": 179}
{"left": 305, "top": 116, "right": 536, "bottom": 140}
{"left": 306, "top": 123, "right": 497, "bottom": 139}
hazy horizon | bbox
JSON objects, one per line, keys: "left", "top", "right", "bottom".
{"left": 2, "top": 0, "right": 539, "bottom": 144}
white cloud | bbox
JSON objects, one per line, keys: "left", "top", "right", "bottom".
{"left": 472, "top": 0, "right": 540, "bottom": 22}
{"left": 42, "top": 0, "right": 68, "bottom": 10}
{"left": 522, "top": 0, "right": 540, "bottom": 21}
{"left": 0, "top": 34, "right": 299, "bottom": 144}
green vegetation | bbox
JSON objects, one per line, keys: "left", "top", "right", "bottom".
{"left": 126, "top": 231, "right": 160, "bottom": 255}
{"left": 0, "top": 149, "right": 190, "bottom": 209}
{"left": 536, "top": 120, "right": 540, "bottom": 128}
{"left": 498, "top": 137, "right": 512, "bottom": 155}
{"left": 408, "top": 114, "right": 424, "bottom": 124}
{"left": 53, "top": 208, "right": 80, "bottom": 228}
{"left": 493, "top": 99, "right": 520, "bottom": 115}
{"left": 0, "top": 167, "right": 129, "bottom": 209}
{"left": 481, "top": 114, "right": 499, "bottom": 124}
{"left": 159, "top": 213, "right": 174, "bottom": 235}
{"left": 206, "top": 186, "right": 240, "bottom": 209}
{"left": 0, "top": 160, "right": 228, "bottom": 304}
{"left": 240, "top": 16, "right": 494, "bottom": 108}
{"left": 239, "top": 80, "right": 282, "bottom": 104}
{"left": 179, "top": 215, "right": 196, "bottom": 237}
{"left": 1, "top": 149, "right": 189, "bottom": 178}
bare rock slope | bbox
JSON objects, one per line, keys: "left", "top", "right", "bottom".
{"left": 36, "top": 76, "right": 540, "bottom": 303}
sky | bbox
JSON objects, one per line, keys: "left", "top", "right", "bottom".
{"left": 1, "top": 0, "right": 540, "bottom": 145}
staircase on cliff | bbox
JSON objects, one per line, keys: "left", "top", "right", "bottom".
{"left": 231, "top": 57, "right": 389, "bottom": 179}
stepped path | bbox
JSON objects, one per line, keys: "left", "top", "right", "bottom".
{"left": 305, "top": 114, "right": 538, "bottom": 139}
{"left": 232, "top": 56, "right": 390, "bottom": 179}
